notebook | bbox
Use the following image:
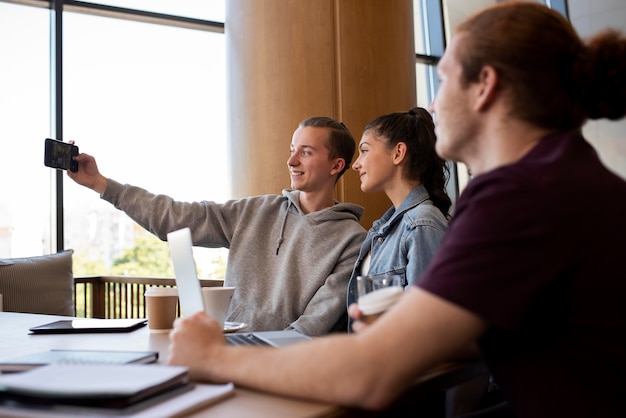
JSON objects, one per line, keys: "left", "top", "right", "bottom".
{"left": 0, "top": 363, "right": 190, "bottom": 410}
{"left": 0, "top": 349, "right": 158, "bottom": 373}
{"left": 167, "top": 228, "right": 310, "bottom": 347}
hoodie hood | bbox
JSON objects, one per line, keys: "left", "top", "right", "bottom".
{"left": 275, "top": 189, "right": 364, "bottom": 255}
{"left": 282, "top": 189, "right": 364, "bottom": 223}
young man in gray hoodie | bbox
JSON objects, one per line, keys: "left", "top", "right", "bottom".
{"left": 68, "top": 117, "right": 366, "bottom": 336}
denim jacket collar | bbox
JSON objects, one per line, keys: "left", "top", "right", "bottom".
{"left": 372, "top": 184, "right": 430, "bottom": 235}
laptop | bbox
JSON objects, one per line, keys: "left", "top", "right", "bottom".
{"left": 167, "top": 228, "right": 310, "bottom": 347}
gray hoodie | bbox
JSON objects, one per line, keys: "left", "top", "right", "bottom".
{"left": 102, "top": 180, "right": 366, "bottom": 336}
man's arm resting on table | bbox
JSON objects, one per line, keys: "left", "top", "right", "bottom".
{"left": 168, "top": 286, "right": 486, "bottom": 410}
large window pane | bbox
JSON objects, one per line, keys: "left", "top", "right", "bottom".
{"left": 0, "top": 3, "right": 50, "bottom": 258}
{"left": 63, "top": 13, "right": 228, "bottom": 278}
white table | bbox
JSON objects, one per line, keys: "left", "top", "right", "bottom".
{"left": 0, "top": 312, "right": 486, "bottom": 417}
{"left": 0, "top": 312, "right": 341, "bottom": 417}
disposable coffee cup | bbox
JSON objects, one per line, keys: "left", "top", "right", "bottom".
{"left": 201, "top": 287, "right": 235, "bottom": 329}
{"left": 358, "top": 286, "right": 403, "bottom": 324}
{"left": 144, "top": 287, "right": 179, "bottom": 333}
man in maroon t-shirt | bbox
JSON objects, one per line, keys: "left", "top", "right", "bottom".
{"left": 167, "top": 4, "right": 626, "bottom": 417}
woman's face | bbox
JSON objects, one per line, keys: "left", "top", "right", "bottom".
{"left": 352, "top": 130, "right": 397, "bottom": 194}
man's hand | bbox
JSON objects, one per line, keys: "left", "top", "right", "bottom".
{"left": 65, "top": 144, "right": 108, "bottom": 194}
{"left": 168, "top": 312, "right": 229, "bottom": 382}
{"left": 348, "top": 303, "right": 370, "bottom": 333}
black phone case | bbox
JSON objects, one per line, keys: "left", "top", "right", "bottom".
{"left": 44, "top": 138, "right": 79, "bottom": 172}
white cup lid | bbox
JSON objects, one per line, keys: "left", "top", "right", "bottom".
{"left": 358, "top": 286, "right": 403, "bottom": 315}
{"left": 144, "top": 287, "right": 178, "bottom": 297}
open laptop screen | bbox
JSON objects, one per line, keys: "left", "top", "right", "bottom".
{"left": 167, "top": 227, "right": 205, "bottom": 317}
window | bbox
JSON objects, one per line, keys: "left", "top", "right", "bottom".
{"left": 414, "top": 0, "right": 461, "bottom": 209}
{"left": 0, "top": 2, "right": 50, "bottom": 257}
{"left": 0, "top": 1, "right": 228, "bottom": 279}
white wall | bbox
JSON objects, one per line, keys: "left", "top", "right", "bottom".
{"left": 568, "top": 0, "right": 626, "bottom": 179}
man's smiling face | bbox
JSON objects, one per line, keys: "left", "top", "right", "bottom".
{"left": 287, "top": 126, "right": 337, "bottom": 193}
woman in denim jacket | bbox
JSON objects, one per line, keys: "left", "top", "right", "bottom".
{"left": 346, "top": 107, "right": 451, "bottom": 308}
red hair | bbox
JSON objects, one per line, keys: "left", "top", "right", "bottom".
{"left": 455, "top": 2, "right": 626, "bottom": 130}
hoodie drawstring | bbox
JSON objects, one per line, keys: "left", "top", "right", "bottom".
{"left": 276, "top": 202, "right": 290, "bottom": 255}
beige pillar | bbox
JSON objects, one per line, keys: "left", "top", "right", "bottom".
{"left": 226, "top": 0, "right": 416, "bottom": 229}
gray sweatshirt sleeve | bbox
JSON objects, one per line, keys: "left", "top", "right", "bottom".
{"left": 101, "top": 179, "right": 233, "bottom": 247}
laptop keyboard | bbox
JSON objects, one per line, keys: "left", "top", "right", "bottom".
{"left": 226, "top": 333, "right": 270, "bottom": 346}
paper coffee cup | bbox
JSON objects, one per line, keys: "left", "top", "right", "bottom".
{"left": 358, "top": 286, "right": 403, "bottom": 324}
{"left": 144, "top": 287, "right": 179, "bottom": 333}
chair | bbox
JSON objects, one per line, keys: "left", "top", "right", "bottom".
{"left": 0, "top": 250, "right": 74, "bottom": 316}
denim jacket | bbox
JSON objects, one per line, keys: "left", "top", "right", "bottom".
{"left": 346, "top": 185, "right": 449, "bottom": 307}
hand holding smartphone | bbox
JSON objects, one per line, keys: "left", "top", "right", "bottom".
{"left": 44, "top": 138, "right": 79, "bottom": 172}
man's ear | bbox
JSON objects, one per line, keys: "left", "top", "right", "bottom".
{"left": 330, "top": 158, "right": 346, "bottom": 177}
{"left": 474, "top": 65, "right": 499, "bottom": 112}
{"left": 392, "top": 142, "right": 408, "bottom": 166}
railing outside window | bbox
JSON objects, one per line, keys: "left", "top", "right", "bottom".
{"left": 74, "top": 276, "right": 223, "bottom": 319}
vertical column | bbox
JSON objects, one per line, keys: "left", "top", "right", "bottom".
{"left": 226, "top": 0, "right": 416, "bottom": 228}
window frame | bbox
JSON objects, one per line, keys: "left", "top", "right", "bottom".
{"left": 3, "top": 0, "right": 224, "bottom": 253}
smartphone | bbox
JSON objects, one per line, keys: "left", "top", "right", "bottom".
{"left": 44, "top": 138, "right": 79, "bottom": 172}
